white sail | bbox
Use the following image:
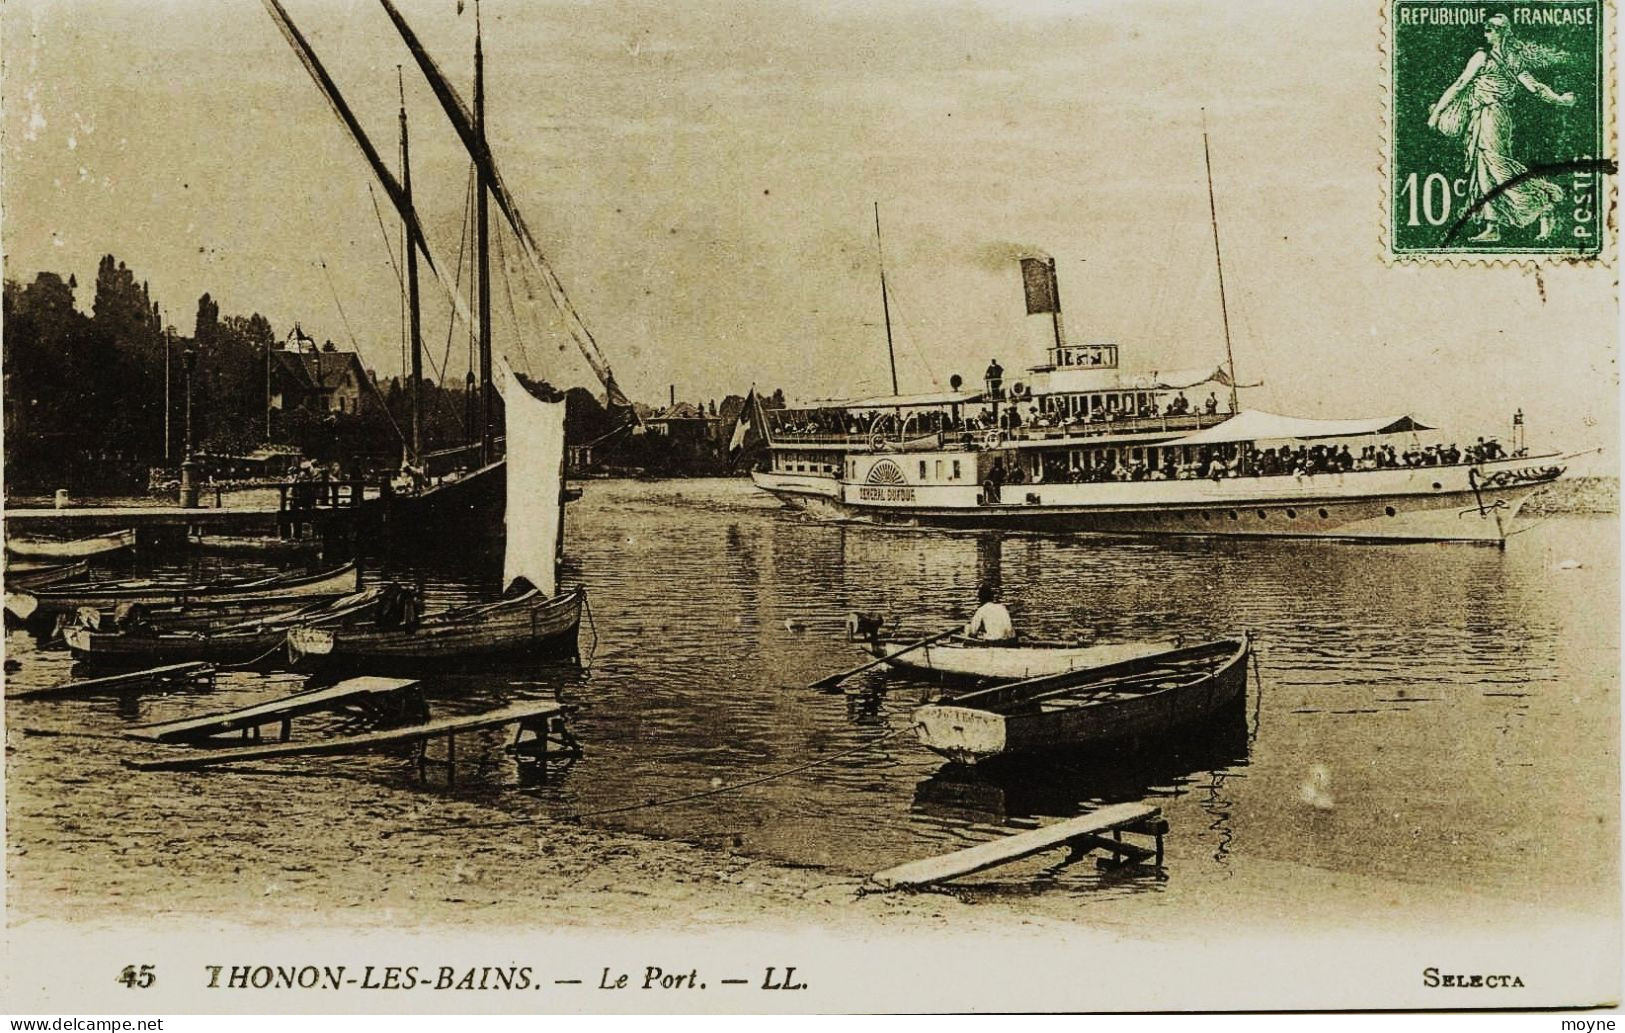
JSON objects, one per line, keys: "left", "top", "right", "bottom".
{"left": 498, "top": 358, "right": 565, "bottom": 597}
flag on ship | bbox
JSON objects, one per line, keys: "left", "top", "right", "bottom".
{"left": 1020, "top": 256, "right": 1061, "bottom": 315}
{"left": 727, "top": 388, "right": 765, "bottom": 465}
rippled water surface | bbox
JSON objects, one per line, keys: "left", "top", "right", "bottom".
{"left": 6, "top": 478, "right": 1618, "bottom": 918}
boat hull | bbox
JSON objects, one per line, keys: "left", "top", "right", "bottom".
{"left": 64, "top": 626, "right": 289, "bottom": 666}
{"left": 287, "top": 587, "right": 583, "bottom": 672}
{"left": 5, "top": 559, "right": 91, "bottom": 591}
{"left": 62, "top": 586, "right": 401, "bottom": 666}
{"left": 864, "top": 637, "right": 1181, "bottom": 681}
{"left": 912, "top": 637, "right": 1251, "bottom": 765}
{"left": 6, "top": 561, "right": 360, "bottom": 623}
{"left": 379, "top": 461, "right": 506, "bottom": 543}
{"left": 6, "top": 529, "right": 136, "bottom": 560}
{"left": 749, "top": 470, "right": 848, "bottom": 520}
{"left": 760, "top": 457, "right": 1564, "bottom": 544}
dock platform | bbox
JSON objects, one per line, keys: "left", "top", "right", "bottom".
{"left": 871, "top": 803, "right": 1166, "bottom": 888}
{"left": 11, "top": 662, "right": 217, "bottom": 701}
{"left": 124, "top": 676, "right": 423, "bottom": 744}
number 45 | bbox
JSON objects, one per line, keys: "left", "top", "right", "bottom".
{"left": 1400, "top": 172, "right": 1460, "bottom": 226}
{"left": 117, "top": 965, "right": 156, "bottom": 989}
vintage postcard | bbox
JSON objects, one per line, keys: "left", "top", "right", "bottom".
{"left": 2, "top": 0, "right": 1618, "bottom": 1018}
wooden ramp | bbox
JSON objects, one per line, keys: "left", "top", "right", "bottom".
{"left": 124, "top": 698, "right": 576, "bottom": 775}
{"left": 12, "top": 662, "right": 216, "bottom": 701}
{"left": 872, "top": 803, "right": 1165, "bottom": 889}
{"left": 124, "top": 676, "right": 422, "bottom": 744}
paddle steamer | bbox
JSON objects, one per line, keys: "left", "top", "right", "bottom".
{"left": 746, "top": 253, "right": 1569, "bottom": 545}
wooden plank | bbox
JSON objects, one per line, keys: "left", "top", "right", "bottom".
{"left": 124, "top": 677, "right": 420, "bottom": 743}
{"left": 12, "top": 662, "right": 215, "bottom": 700}
{"left": 872, "top": 803, "right": 1160, "bottom": 888}
{"left": 124, "top": 699, "right": 565, "bottom": 771}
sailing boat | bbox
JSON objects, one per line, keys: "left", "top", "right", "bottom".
{"left": 261, "top": 0, "right": 634, "bottom": 540}
{"left": 258, "top": 1, "right": 600, "bottom": 662}
{"left": 287, "top": 358, "right": 582, "bottom": 668}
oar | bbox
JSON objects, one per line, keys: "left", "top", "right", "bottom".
{"left": 807, "top": 627, "right": 962, "bottom": 690}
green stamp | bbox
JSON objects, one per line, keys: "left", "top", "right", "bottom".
{"left": 1388, "top": 0, "right": 1608, "bottom": 259}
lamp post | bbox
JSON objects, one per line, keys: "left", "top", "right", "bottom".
{"left": 179, "top": 347, "right": 199, "bottom": 508}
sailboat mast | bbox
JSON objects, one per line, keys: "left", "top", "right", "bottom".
{"left": 399, "top": 69, "right": 424, "bottom": 465}
{"left": 475, "top": 2, "right": 494, "bottom": 466}
{"left": 873, "top": 202, "right": 899, "bottom": 397}
{"left": 1202, "top": 122, "right": 1241, "bottom": 415}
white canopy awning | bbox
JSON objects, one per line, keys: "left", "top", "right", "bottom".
{"left": 1170, "top": 410, "right": 1431, "bottom": 447}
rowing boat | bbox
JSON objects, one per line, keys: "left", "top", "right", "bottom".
{"left": 286, "top": 586, "right": 583, "bottom": 672}
{"left": 912, "top": 636, "right": 1251, "bottom": 765}
{"left": 4, "top": 558, "right": 91, "bottom": 592}
{"left": 6, "top": 528, "right": 135, "bottom": 560}
{"left": 63, "top": 585, "right": 408, "bottom": 666}
{"left": 188, "top": 533, "right": 322, "bottom": 556}
{"left": 856, "top": 628, "right": 1181, "bottom": 681}
{"left": 5, "top": 560, "right": 359, "bottom": 624}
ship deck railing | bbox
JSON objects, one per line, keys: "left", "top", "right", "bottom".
{"left": 767, "top": 412, "right": 1231, "bottom": 449}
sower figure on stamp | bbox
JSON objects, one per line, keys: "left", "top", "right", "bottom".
{"left": 1427, "top": 14, "right": 1576, "bottom": 242}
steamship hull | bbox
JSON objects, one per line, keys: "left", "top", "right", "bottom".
{"left": 754, "top": 456, "right": 1564, "bottom": 545}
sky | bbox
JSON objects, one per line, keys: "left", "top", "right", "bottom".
{"left": 3, "top": 0, "right": 1617, "bottom": 453}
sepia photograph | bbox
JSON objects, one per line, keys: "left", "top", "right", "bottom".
{"left": 2, "top": 0, "right": 1618, "bottom": 1017}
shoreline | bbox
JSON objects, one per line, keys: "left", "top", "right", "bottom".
{"left": 9, "top": 759, "right": 1613, "bottom": 940}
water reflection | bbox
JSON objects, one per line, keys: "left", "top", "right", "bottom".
{"left": 4, "top": 480, "right": 1616, "bottom": 916}
{"left": 911, "top": 697, "right": 1251, "bottom": 827}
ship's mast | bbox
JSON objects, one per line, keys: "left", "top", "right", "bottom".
{"left": 475, "top": 0, "right": 494, "bottom": 465}
{"left": 399, "top": 68, "right": 424, "bottom": 466}
{"left": 1202, "top": 119, "right": 1241, "bottom": 415}
{"left": 873, "top": 202, "right": 899, "bottom": 397}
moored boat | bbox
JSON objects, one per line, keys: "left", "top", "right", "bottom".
{"left": 5, "top": 560, "right": 359, "bottom": 624}
{"left": 849, "top": 613, "right": 1179, "bottom": 681}
{"left": 4, "top": 559, "right": 91, "bottom": 592}
{"left": 285, "top": 360, "right": 582, "bottom": 671}
{"left": 63, "top": 585, "right": 408, "bottom": 666}
{"left": 188, "top": 533, "right": 322, "bottom": 556}
{"left": 912, "top": 636, "right": 1251, "bottom": 765}
{"left": 286, "top": 586, "right": 583, "bottom": 671}
{"left": 6, "top": 529, "right": 135, "bottom": 560}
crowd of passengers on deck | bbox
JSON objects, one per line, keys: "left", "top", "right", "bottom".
{"left": 1039, "top": 437, "right": 1513, "bottom": 484}
{"left": 767, "top": 390, "right": 1232, "bottom": 438}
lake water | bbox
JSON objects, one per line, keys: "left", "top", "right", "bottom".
{"left": 5, "top": 477, "right": 1618, "bottom": 922}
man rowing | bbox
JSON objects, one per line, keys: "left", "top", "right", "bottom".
{"left": 965, "top": 583, "right": 1016, "bottom": 643}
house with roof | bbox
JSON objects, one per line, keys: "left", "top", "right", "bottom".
{"left": 269, "top": 334, "right": 381, "bottom": 417}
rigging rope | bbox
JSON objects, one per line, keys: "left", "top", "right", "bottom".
{"left": 318, "top": 259, "right": 363, "bottom": 354}
{"left": 366, "top": 183, "right": 405, "bottom": 292}
{"left": 492, "top": 220, "right": 534, "bottom": 377}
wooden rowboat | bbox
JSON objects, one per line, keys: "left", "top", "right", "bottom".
{"left": 4, "top": 558, "right": 91, "bottom": 592}
{"left": 859, "top": 632, "right": 1181, "bottom": 682}
{"left": 187, "top": 533, "right": 322, "bottom": 556}
{"left": 912, "top": 636, "right": 1251, "bottom": 765}
{"left": 286, "top": 586, "right": 583, "bottom": 671}
{"left": 63, "top": 585, "right": 408, "bottom": 666}
{"left": 5, "top": 561, "right": 360, "bottom": 624}
{"left": 6, "top": 528, "right": 135, "bottom": 560}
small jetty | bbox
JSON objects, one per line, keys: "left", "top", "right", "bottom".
{"left": 124, "top": 698, "right": 579, "bottom": 780}
{"left": 3, "top": 479, "right": 373, "bottom": 549}
{"left": 11, "top": 661, "right": 217, "bottom": 701}
{"left": 871, "top": 802, "right": 1166, "bottom": 888}
{"left": 123, "top": 676, "right": 424, "bottom": 744}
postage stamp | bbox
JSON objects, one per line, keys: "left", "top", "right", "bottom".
{"left": 1387, "top": 0, "right": 1609, "bottom": 260}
